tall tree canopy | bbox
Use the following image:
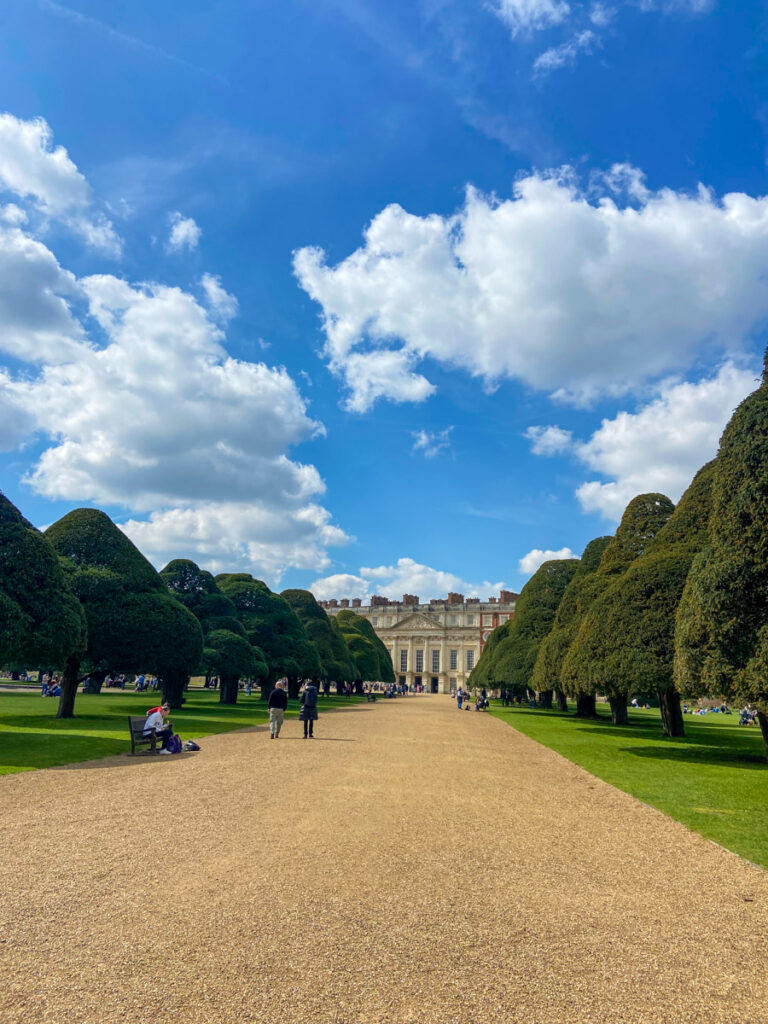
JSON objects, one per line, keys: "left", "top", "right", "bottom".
{"left": 470, "top": 559, "right": 580, "bottom": 699}
{"left": 562, "top": 493, "right": 675, "bottom": 724}
{"left": 530, "top": 535, "right": 611, "bottom": 715}
{"left": 216, "top": 574, "right": 320, "bottom": 697}
{"left": 161, "top": 559, "right": 266, "bottom": 704}
{"left": 281, "top": 590, "right": 356, "bottom": 690}
{"left": 335, "top": 610, "right": 395, "bottom": 686}
{"left": 0, "top": 492, "right": 86, "bottom": 677}
{"left": 46, "top": 509, "right": 203, "bottom": 714}
{"left": 674, "top": 359, "right": 768, "bottom": 757}
{"left": 588, "top": 463, "right": 715, "bottom": 737}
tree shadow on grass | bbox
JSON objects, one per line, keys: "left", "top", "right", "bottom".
{"left": 616, "top": 743, "right": 767, "bottom": 770}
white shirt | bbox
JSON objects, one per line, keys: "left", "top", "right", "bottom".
{"left": 143, "top": 711, "right": 166, "bottom": 735}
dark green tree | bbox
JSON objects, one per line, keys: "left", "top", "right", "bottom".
{"left": 674, "top": 358, "right": 768, "bottom": 757}
{"left": 216, "top": 574, "right": 320, "bottom": 697}
{"left": 281, "top": 589, "right": 356, "bottom": 690}
{"left": 530, "top": 536, "right": 611, "bottom": 716}
{"left": 335, "top": 610, "right": 395, "bottom": 687}
{"left": 470, "top": 559, "right": 580, "bottom": 702}
{"left": 562, "top": 494, "right": 675, "bottom": 724}
{"left": 45, "top": 509, "right": 203, "bottom": 714}
{"left": 0, "top": 493, "right": 86, "bottom": 688}
{"left": 588, "top": 463, "right": 715, "bottom": 737}
{"left": 161, "top": 559, "right": 267, "bottom": 705}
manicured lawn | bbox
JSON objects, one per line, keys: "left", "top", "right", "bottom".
{"left": 0, "top": 689, "right": 363, "bottom": 775}
{"left": 491, "top": 702, "right": 768, "bottom": 869}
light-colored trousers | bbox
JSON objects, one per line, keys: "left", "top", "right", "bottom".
{"left": 269, "top": 708, "right": 285, "bottom": 737}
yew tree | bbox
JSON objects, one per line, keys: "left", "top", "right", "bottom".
{"left": 674, "top": 358, "right": 768, "bottom": 758}
{"left": 45, "top": 510, "right": 203, "bottom": 714}
{"left": 562, "top": 494, "right": 675, "bottom": 725}
{"left": 470, "top": 559, "right": 579, "bottom": 702}
{"left": 530, "top": 536, "right": 611, "bottom": 716}
{"left": 0, "top": 493, "right": 86, "bottom": 684}
{"left": 335, "top": 610, "right": 395, "bottom": 687}
{"left": 281, "top": 589, "right": 356, "bottom": 690}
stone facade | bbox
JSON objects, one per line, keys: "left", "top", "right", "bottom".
{"left": 322, "top": 593, "right": 518, "bottom": 694}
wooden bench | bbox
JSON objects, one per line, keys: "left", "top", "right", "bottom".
{"left": 365, "top": 692, "right": 377, "bottom": 702}
{"left": 128, "top": 716, "right": 161, "bottom": 755}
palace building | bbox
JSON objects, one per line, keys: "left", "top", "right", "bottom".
{"left": 320, "top": 591, "right": 518, "bottom": 694}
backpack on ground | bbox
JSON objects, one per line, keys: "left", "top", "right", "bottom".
{"left": 183, "top": 740, "right": 200, "bottom": 751}
{"left": 168, "top": 734, "right": 183, "bottom": 754}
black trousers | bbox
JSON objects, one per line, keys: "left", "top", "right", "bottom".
{"left": 303, "top": 717, "right": 314, "bottom": 737}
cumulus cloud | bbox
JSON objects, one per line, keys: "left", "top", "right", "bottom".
{"left": 0, "top": 124, "right": 347, "bottom": 583}
{"left": 524, "top": 424, "right": 573, "bottom": 455}
{"left": 534, "top": 29, "right": 597, "bottom": 74}
{"left": 295, "top": 168, "right": 768, "bottom": 412}
{"left": 311, "top": 557, "right": 505, "bottom": 603}
{"left": 411, "top": 426, "right": 453, "bottom": 458}
{"left": 492, "top": 0, "right": 570, "bottom": 35}
{"left": 0, "top": 114, "right": 121, "bottom": 255}
{"left": 572, "top": 362, "right": 757, "bottom": 520}
{"left": 518, "top": 547, "right": 577, "bottom": 576}
{"left": 167, "top": 211, "right": 201, "bottom": 252}
{"left": 200, "top": 272, "right": 238, "bottom": 321}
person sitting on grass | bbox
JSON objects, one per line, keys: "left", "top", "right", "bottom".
{"left": 143, "top": 703, "right": 173, "bottom": 751}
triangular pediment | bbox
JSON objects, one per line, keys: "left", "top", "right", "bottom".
{"left": 379, "top": 611, "right": 444, "bottom": 631}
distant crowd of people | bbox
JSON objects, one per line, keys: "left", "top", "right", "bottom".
{"left": 454, "top": 687, "right": 489, "bottom": 711}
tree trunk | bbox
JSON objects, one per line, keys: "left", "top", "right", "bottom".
{"left": 57, "top": 654, "right": 81, "bottom": 719}
{"left": 757, "top": 711, "right": 768, "bottom": 763}
{"left": 88, "top": 670, "right": 106, "bottom": 694}
{"left": 537, "top": 689, "right": 553, "bottom": 709}
{"left": 608, "top": 693, "right": 628, "bottom": 725}
{"left": 575, "top": 693, "right": 596, "bottom": 718}
{"left": 162, "top": 670, "right": 188, "bottom": 710}
{"left": 657, "top": 686, "right": 685, "bottom": 737}
{"left": 353, "top": 679, "right": 364, "bottom": 695}
{"left": 335, "top": 679, "right": 344, "bottom": 695}
{"left": 554, "top": 689, "right": 568, "bottom": 712}
{"left": 10, "top": 671, "right": 20, "bottom": 681}
{"left": 219, "top": 674, "right": 239, "bottom": 705}
{"left": 287, "top": 676, "right": 301, "bottom": 699}
{"left": 259, "top": 678, "right": 270, "bottom": 700}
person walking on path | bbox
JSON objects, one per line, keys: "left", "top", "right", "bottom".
{"left": 300, "top": 681, "right": 319, "bottom": 739}
{"left": 268, "top": 680, "right": 287, "bottom": 739}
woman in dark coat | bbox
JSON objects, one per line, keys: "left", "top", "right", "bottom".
{"left": 299, "top": 681, "right": 319, "bottom": 738}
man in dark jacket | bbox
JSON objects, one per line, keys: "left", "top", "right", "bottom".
{"left": 300, "top": 682, "right": 319, "bottom": 738}
{"left": 268, "top": 680, "right": 288, "bottom": 739}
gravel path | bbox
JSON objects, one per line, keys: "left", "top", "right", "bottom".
{"left": 2, "top": 695, "right": 768, "bottom": 1024}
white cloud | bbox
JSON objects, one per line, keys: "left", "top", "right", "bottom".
{"left": 200, "top": 272, "right": 238, "bottom": 321}
{"left": 295, "top": 168, "right": 768, "bottom": 411}
{"left": 518, "top": 547, "right": 578, "bottom": 576}
{"left": 312, "top": 557, "right": 505, "bottom": 603}
{"left": 524, "top": 424, "right": 573, "bottom": 455}
{"left": 0, "top": 201, "right": 346, "bottom": 582}
{"left": 0, "top": 114, "right": 121, "bottom": 255}
{"left": 492, "top": 0, "right": 570, "bottom": 35}
{"left": 561, "top": 362, "right": 757, "bottom": 521}
{"left": 167, "top": 211, "right": 201, "bottom": 252}
{"left": 534, "top": 29, "right": 597, "bottom": 74}
{"left": 412, "top": 426, "right": 453, "bottom": 458}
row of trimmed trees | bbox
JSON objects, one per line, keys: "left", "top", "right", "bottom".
{"left": 0, "top": 501, "right": 394, "bottom": 719}
{"left": 471, "top": 352, "right": 768, "bottom": 759}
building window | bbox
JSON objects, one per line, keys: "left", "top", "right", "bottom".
{"left": 416, "top": 649, "right": 424, "bottom": 672}
{"left": 432, "top": 650, "right": 440, "bottom": 672}
{"left": 482, "top": 614, "right": 493, "bottom": 626}
{"left": 450, "top": 677, "right": 457, "bottom": 687}
{"left": 400, "top": 650, "right": 407, "bottom": 672}
{"left": 466, "top": 650, "right": 474, "bottom": 670}
{"left": 372, "top": 617, "right": 378, "bottom": 626}
{"left": 466, "top": 615, "right": 474, "bottom": 625}
{"left": 450, "top": 649, "right": 458, "bottom": 670}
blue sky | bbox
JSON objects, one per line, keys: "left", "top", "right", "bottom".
{"left": 0, "top": 0, "right": 766, "bottom": 600}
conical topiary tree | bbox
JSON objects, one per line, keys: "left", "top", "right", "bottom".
{"left": 281, "top": 589, "right": 356, "bottom": 691}
{"left": 335, "top": 610, "right": 395, "bottom": 687}
{"left": 161, "top": 559, "right": 267, "bottom": 705}
{"left": 45, "top": 509, "right": 203, "bottom": 713}
{"left": 562, "top": 493, "right": 675, "bottom": 725}
{"left": 470, "top": 559, "right": 580, "bottom": 703}
{"left": 216, "top": 574, "right": 321, "bottom": 698}
{"left": 674, "top": 358, "right": 768, "bottom": 757}
{"left": 590, "top": 462, "right": 715, "bottom": 737}
{"left": 530, "top": 536, "right": 611, "bottom": 716}
{"left": 0, "top": 493, "right": 86, "bottom": 693}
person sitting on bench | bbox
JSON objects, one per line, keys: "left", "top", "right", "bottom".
{"left": 143, "top": 703, "right": 172, "bottom": 751}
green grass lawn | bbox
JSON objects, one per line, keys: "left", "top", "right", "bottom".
{"left": 0, "top": 689, "right": 364, "bottom": 775}
{"left": 491, "top": 702, "right": 768, "bottom": 869}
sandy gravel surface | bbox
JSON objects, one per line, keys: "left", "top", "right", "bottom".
{"left": 2, "top": 696, "right": 767, "bottom": 1024}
